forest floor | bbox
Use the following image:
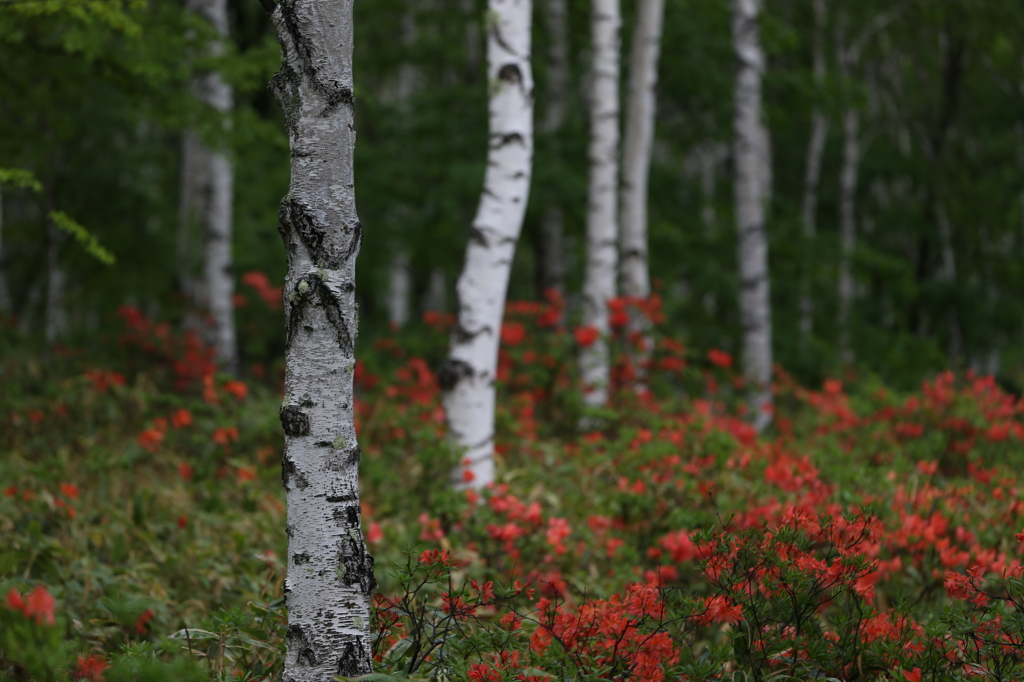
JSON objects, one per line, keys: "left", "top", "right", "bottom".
{"left": 3, "top": 303, "right": 1024, "bottom": 681}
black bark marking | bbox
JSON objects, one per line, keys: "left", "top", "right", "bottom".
{"left": 454, "top": 323, "right": 493, "bottom": 345}
{"left": 286, "top": 624, "right": 316, "bottom": 666}
{"left": 468, "top": 226, "right": 488, "bottom": 247}
{"left": 498, "top": 63, "right": 522, "bottom": 83}
{"left": 341, "top": 220, "right": 362, "bottom": 265}
{"left": 336, "top": 531, "right": 376, "bottom": 595}
{"left": 278, "top": 1, "right": 356, "bottom": 117}
{"left": 280, "top": 405, "right": 310, "bottom": 436}
{"left": 292, "top": 552, "right": 311, "bottom": 566}
{"left": 280, "top": 198, "right": 344, "bottom": 268}
{"left": 269, "top": 62, "right": 301, "bottom": 135}
{"left": 336, "top": 637, "right": 371, "bottom": 677}
{"left": 282, "top": 455, "right": 309, "bottom": 490}
{"left": 308, "top": 273, "right": 355, "bottom": 355}
{"left": 437, "top": 358, "right": 473, "bottom": 391}
{"left": 327, "top": 494, "right": 356, "bottom": 503}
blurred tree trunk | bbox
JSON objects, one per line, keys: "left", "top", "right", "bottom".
{"left": 837, "top": 105, "right": 859, "bottom": 365}
{"left": 798, "top": 0, "right": 827, "bottom": 347}
{"left": 0, "top": 188, "right": 9, "bottom": 314}
{"left": 387, "top": 251, "right": 411, "bottom": 328}
{"left": 537, "top": 0, "right": 569, "bottom": 303}
{"left": 422, "top": 268, "right": 447, "bottom": 314}
{"left": 439, "top": 0, "right": 534, "bottom": 490}
{"left": 184, "top": 0, "right": 237, "bottom": 374}
{"left": 265, "top": 0, "right": 376, "bottom": 679}
{"left": 44, "top": 206, "right": 67, "bottom": 345}
{"left": 581, "top": 0, "right": 621, "bottom": 408}
{"left": 619, "top": 0, "right": 664, "bottom": 390}
{"left": 732, "top": 0, "right": 772, "bottom": 432}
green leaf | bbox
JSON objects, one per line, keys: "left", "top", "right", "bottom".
{"left": 48, "top": 210, "right": 116, "bottom": 265}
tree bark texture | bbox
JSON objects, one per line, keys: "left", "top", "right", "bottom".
{"left": 267, "top": 1, "right": 376, "bottom": 679}
{"left": 186, "top": 0, "right": 237, "bottom": 374}
{"left": 580, "top": 0, "right": 620, "bottom": 408}
{"left": 798, "top": 0, "right": 827, "bottom": 345}
{"left": 731, "top": 0, "right": 772, "bottom": 432}
{"left": 439, "top": 0, "right": 534, "bottom": 490}
{"left": 538, "top": 0, "right": 569, "bottom": 299}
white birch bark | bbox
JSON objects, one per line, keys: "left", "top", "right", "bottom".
{"left": 186, "top": 0, "right": 237, "bottom": 374}
{"left": 580, "top": 0, "right": 621, "bottom": 407}
{"left": 732, "top": 0, "right": 772, "bottom": 432}
{"left": 438, "top": 0, "right": 534, "bottom": 490}
{"left": 387, "top": 251, "right": 411, "bottom": 328}
{"left": 619, "top": 0, "right": 664, "bottom": 388}
{"left": 265, "top": 0, "right": 375, "bottom": 678}
{"left": 538, "top": 0, "right": 569, "bottom": 299}
{"left": 798, "top": 0, "right": 827, "bottom": 344}
{"left": 837, "top": 106, "right": 859, "bottom": 365}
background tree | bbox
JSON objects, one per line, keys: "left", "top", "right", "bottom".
{"left": 439, "top": 0, "right": 535, "bottom": 490}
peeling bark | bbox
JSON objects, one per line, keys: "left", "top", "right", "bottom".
{"left": 581, "top": 0, "right": 621, "bottom": 408}
{"left": 732, "top": 0, "right": 772, "bottom": 432}
{"left": 441, "top": 0, "right": 534, "bottom": 490}
{"left": 798, "top": 0, "right": 827, "bottom": 344}
{"left": 619, "top": 0, "right": 664, "bottom": 389}
{"left": 185, "top": 0, "right": 237, "bottom": 374}
{"left": 266, "top": 1, "right": 375, "bottom": 679}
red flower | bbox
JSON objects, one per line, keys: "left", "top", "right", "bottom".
{"left": 60, "top": 483, "right": 79, "bottom": 500}
{"left": 223, "top": 380, "right": 248, "bottom": 400}
{"left": 137, "top": 428, "right": 164, "bottom": 453}
{"left": 708, "top": 349, "right": 732, "bottom": 369}
{"left": 74, "top": 654, "right": 107, "bottom": 681}
{"left": 6, "top": 588, "right": 25, "bottom": 612}
{"left": 904, "top": 668, "right": 922, "bottom": 682}
{"left": 237, "top": 466, "right": 257, "bottom": 482}
{"left": 367, "top": 521, "right": 383, "bottom": 544}
{"left": 24, "top": 585, "right": 56, "bottom": 625}
{"left": 178, "top": 462, "right": 194, "bottom": 481}
{"left": 212, "top": 427, "right": 239, "bottom": 447}
{"left": 170, "top": 408, "right": 192, "bottom": 429}
{"left": 500, "top": 322, "right": 526, "bottom": 347}
{"left": 135, "top": 608, "right": 154, "bottom": 634}
{"left": 177, "top": 514, "right": 188, "bottom": 528}
{"left": 575, "top": 326, "right": 600, "bottom": 348}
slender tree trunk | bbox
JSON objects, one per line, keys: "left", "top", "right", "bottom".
{"left": 265, "top": 1, "right": 375, "bottom": 678}
{"left": 187, "top": 0, "right": 237, "bottom": 374}
{"left": 439, "top": 0, "right": 534, "bottom": 490}
{"left": 0, "top": 187, "right": 9, "bottom": 314}
{"left": 837, "top": 106, "right": 859, "bottom": 365}
{"left": 798, "top": 0, "right": 827, "bottom": 345}
{"left": 423, "top": 268, "right": 447, "bottom": 314}
{"left": 538, "top": 0, "right": 569, "bottom": 300}
{"left": 619, "top": 0, "right": 664, "bottom": 389}
{"left": 387, "top": 251, "right": 411, "bottom": 328}
{"left": 44, "top": 211, "right": 67, "bottom": 345}
{"left": 937, "top": 204, "right": 963, "bottom": 364}
{"left": 731, "top": 0, "right": 772, "bottom": 432}
{"left": 178, "top": 132, "right": 202, "bottom": 333}
{"left": 580, "top": 0, "right": 621, "bottom": 407}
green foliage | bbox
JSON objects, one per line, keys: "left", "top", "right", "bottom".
{"left": 47, "top": 211, "right": 115, "bottom": 265}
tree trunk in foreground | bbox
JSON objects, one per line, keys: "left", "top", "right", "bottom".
{"left": 580, "top": 0, "right": 621, "bottom": 408}
{"left": 619, "top": 0, "right": 664, "bottom": 389}
{"left": 732, "top": 0, "right": 772, "bottom": 432}
{"left": 537, "top": 0, "right": 569, "bottom": 302}
{"left": 798, "top": 0, "right": 827, "bottom": 346}
{"left": 265, "top": 1, "right": 375, "bottom": 679}
{"left": 186, "top": 0, "right": 237, "bottom": 374}
{"left": 439, "top": 0, "right": 534, "bottom": 490}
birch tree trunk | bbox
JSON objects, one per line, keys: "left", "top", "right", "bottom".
{"left": 438, "top": 0, "right": 534, "bottom": 490}
{"left": 837, "top": 106, "right": 859, "bottom": 365}
{"left": 387, "top": 251, "right": 411, "bottom": 328}
{"left": 798, "top": 0, "right": 827, "bottom": 345}
{"left": 186, "top": 0, "right": 237, "bottom": 374}
{"left": 731, "top": 0, "right": 772, "bottom": 432}
{"left": 265, "top": 1, "right": 376, "bottom": 678}
{"left": 538, "top": 0, "right": 569, "bottom": 300}
{"left": 619, "top": 0, "right": 664, "bottom": 388}
{"left": 580, "top": 0, "right": 621, "bottom": 408}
